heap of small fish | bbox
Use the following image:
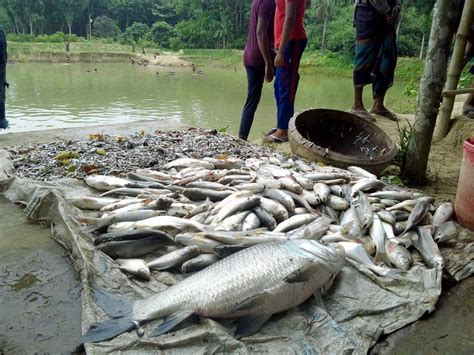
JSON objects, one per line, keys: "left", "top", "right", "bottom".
{"left": 71, "top": 156, "right": 459, "bottom": 281}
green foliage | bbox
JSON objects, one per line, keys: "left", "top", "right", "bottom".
{"left": 117, "top": 22, "right": 150, "bottom": 45}
{"left": 394, "top": 119, "right": 415, "bottom": 172}
{"left": 402, "top": 79, "right": 419, "bottom": 98}
{"left": 150, "top": 21, "right": 173, "bottom": 47}
{"left": 7, "top": 32, "right": 82, "bottom": 43}
{"left": 93, "top": 16, "right": 120, "bottom": 38}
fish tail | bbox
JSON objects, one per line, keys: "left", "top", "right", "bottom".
{"left": 83, "top": 285, "right": 136, "bottom": 344}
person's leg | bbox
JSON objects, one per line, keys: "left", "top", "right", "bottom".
{"left": 270, "top": 39, "right": 306, "bottom": 141}
{"left": 0, "top": 66, "right": 7, "bottom": 129}
{"left": 353, "top": 86, "right": 365, "bottom": 111}
{"left": 238, "top": 66, "right": 265, "bottom": 140}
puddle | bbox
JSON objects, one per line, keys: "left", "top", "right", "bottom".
{"left": 8, "top": 274, "right": 39, "bottom": 291}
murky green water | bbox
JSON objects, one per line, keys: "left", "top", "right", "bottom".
{"left": 4, "top": 63, "right": 407, "bottom": 140}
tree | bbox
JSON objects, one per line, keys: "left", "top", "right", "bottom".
{"left": 402, "top": 0, "right": 462, "bottom": 184}
{"left": 93, "top": 15, "right": 119, "bottom": 38}
{"left": 57, "top": 0, "right": 90, "bottom": 35}
{"left": 150, "top": 21, "right": 173, "bottom": 47}
{"left": 213, "top": 12, "right": 231, "bottom": 49}
{"left": 313, "top": 0, "right": 337, "bottom": 50}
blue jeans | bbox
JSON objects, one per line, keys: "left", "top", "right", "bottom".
{"left": 239, "top": 65, "right": 265, "bottom": 140}
{"left": 274, "top": 39, "right": 307, "bottom": 130}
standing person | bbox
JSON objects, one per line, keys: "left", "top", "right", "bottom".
{"left": 0, "top": 24, "right": 8, "bottom": 130}
{"left": 351, "top": 0, "right": 401, "bottom": 122}
{"left": 238, "top": 0, "right": 276, "bottom": 141}
{"left": 266, "top": 0, "right": 308, "bottom": 143}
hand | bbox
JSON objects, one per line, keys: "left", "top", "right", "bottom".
{"left": 264, "top": 64, "right": 274, "bottom": 83}
{"left": 274, "top": 52, "right": 285, "bottom": 68}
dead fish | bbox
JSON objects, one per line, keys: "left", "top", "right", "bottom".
{"left": 433, "top": 221, "right": 459, "bottom": 243}
{"left": 69, "top": 196, "right": 119, "bottom": 210}
{"left": 369, "top": 215, "right": 388, "bottom": 265}
{"left": 101, "top": 198, "right": 144, "bottom": 212}
{"left": 394, "top": 211, "right": 410, "bottom": 222}
{"left": 181, "top": 254, "right": 220, "bottom": 274}
{"left": 242, "top": 213, "right": 261, "bottom": 231}
{"left": 97, "top": 235, "right": 171, "bottom": 259}
{"left": 147, "top": 246, "right": 201, "bottom": 271}
{"left": 116, "top": 259, "right": 151, "bottom": 280}
{"left": 164, "top": 158, "right": 214, "bottom": 170}
{"left": 403, "top": 200, "right": 430, "bottom": 233}
{"left": 215, "top": 211, "right": 250, "bottom": 232}
{"left": 259, "top": 197, "right": 289, "bottom": 222}
{"left": 354, "top": 191, "right": 374, "bottom": 229}
{"left": 175, "top": 234, "right": 222, "bottom": 254}
{"left": 252, "top": 206, "right": 278, "bottom": 230}
{"left": 319, "top": 204, "right": 339, "bottom": 221}
{"left": 301, "top": 190, "right": 321, "bottom": 206}
{"left": 79, "top": 210, "right": 163, "bottom": 231}
{"left": 183, "top": 188, "right": 232, "bottom": 202}
{"left": 371, "top": 203, "right": 386, "bottom": 212}
{"left": 214, "top": 196, "right": 260, "bottom": 223}
{"left": 186, "top": 181, "right": 227, "bottom": 191}
{"left": 306, "top": 173, "right": 348, "bottom": 181}
{"left": 385, "top": 241, "right": 412, "bottom": 271}
{"left": 278, "top": 177, "right": 303, "bottom": 194}
{"left": 94, "top": 229, "right": 172, "bottom": 246}
{"left": 350, "top": 178, "right": 384, "bottom": 197}
{"left": 263, "top": 189, "right": 295, "bottom": 213}
{"left": 85, "top": 175, "right": 130, "bottom": 191}
{"left": 433, "top": 202, "right": 454, "bottom": 227}
{"left": 313, "top": 183, "right": 330, "bottom": 204}
{"left": 380, "top": 199, "right": 398, "bottom": 207}
{"left": 285, "top": 190, "right": 319, "bottom": 215}
{"left": 130, "top": 216, "right": 207, "bottom": 235}
{"left": 293, "top": 207, "right": 309, "bottom": 215}
{"left": 377, "top": 210, "right": 396, "bottom": 225}
{"left": 289, "top": 217, "right": 333, "bottom": 240}
{"left": 412, "top": 226, "right": 444, "bottom": 269}
{"left": 325, "top": 195, "right": 350, "bottom": 211}
{"left": 202, "top": 157, "right": 242, "bottom": 170}
{"left": 393, "top": 222, "right": 407, "bottom": 236}
{"left": 291, "top": 173, "right": 313, "bottom": 190}
{"left": 381, "top": 221, "right": 396, "bottom": 240}
{"left": 370, "top": 191, "right": 413, "bottom": 201}
{"left": 274, "top": 214, "right": 316, "bottom": 233}
{"left": 347, "top": 166, "right": 377, "bottom": 180}
{"left": 234, "top": 183, "right": 266, "bottom": 193}
{"left": 218, "top": 175, "right": 254, "bottom": 185}
{"left": 100, "top": 187, "right": 150, "bottom": 197}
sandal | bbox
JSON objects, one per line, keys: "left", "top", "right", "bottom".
{"left": 370, "top": 109, "right": 398, "bottom": 122}
{"left": 350, "top": 110, "right": 376, "bottom": 122}
{"left": 264, "top": 134, "right": 288, "bottom": 144}
{"left": 463, "top": 107, "right": 474, "bottom": 119}
{"left": 264, "top": 127, "right": 277, "bottom": 136}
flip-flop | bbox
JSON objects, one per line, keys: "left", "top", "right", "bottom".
{"left": 463, "top": 107, "right": 474, "bottom": 119}
{"left": 370, "top": 109, "right": 398, "bottom": 122}
{"left": 350, "top": 110, "right": 376, "bottom": 122}
{"left": 264, "top": 127, "right": 277, "bottom": 136}
{"left": 264, "top": 134, "right": 288, "bottom": 144}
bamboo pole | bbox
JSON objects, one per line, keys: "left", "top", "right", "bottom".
{"left": 403, "top": 0, "right": 461, "bottom": 184}
{"left": 435, "top": 0, "right": 474, "bottom": 140}
{"left": 442, "top": 87, "right": 474, "bottom": 97}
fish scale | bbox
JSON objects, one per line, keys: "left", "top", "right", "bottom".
{"left": 132, "top": 241, "right": 343, "bottom": 321}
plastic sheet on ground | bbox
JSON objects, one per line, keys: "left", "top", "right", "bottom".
{"left": 0, "top": 155, "right": 472, "bottom": 354}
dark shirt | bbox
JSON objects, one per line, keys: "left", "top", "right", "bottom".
{"left": 243, "top": 0, "right": 275, "bottom": 69}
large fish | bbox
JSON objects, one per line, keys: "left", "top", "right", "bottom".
{"left": 83, "top": 241, "right": 345, "bottom": 343}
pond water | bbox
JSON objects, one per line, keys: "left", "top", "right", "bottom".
{"left": 3, "top": 63, "right": 407, "bottom": 140}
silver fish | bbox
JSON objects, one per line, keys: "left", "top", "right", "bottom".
{"left": 347, "top": 166, "right": 377, "bottom": 180}
{"left": 164, "top": 158, "right": 214, "bottom": 170}
{"left": 370, "top": 191, "right": 413, "bottom": 201}
{"left": 97, "top": 235, "right": 172, "bottom": 259}
{"left": 369, "top": 215, "right": 388, "bottom": 265}
{"left": 94, "top": 229, "right": 172, "bottom": 246}
{"left": 291, "top": 173, "right": 314, "bottom": 190}
{"left": 252, "top": 206, "right": 278, "bottom": 230}
{"left": 79, "top": 210, "right": 163, "bottom": 230}
{"left": 350, "top": 178, "right": 384, "bottom": 197}
{"left": 70, "top": 196, "right": 119, "bottom": 210}
{"left": 202, "top": 157, "right": 242, "bottom": 170}
{"left": 83, "top": 240, "right": 345, "bottom": 343}
{"left": 325, "top": 195, "right": 350, "bottom": 211}
{"left": 289, "top": 217, "right": 333, "bottom": 240}
{"left": 354, "top": 191, "right": 374, "bottom": 229}
{"left": 101, "top": 198, "right": 144, "bottom": 212}
{"left": 278, "top": 177, "right": 303, "bottom": 194}
{"left": 183, "top": 188, "right": 232, "bottom": 202}
{"left": 234, "top": 183, "right": 266, "bottom": 193}
{"left": 403, "top": 200, "right": 430, "bottom": 233}
{"left": 377, "top": 210, "right": 396, "bottom": 225}
{"left": 412, "top": 226, "right": 444, "bottom": 269}
{"left": 380, "top": 199, "right": 398, "bottom": 207}
{"left": 85, "top": 175, "right": 130, "bottom": 191}
{"left": 263, "top": 189, "right": 295, "bottom": 213}
{"left": 116, "top": 259, "right": 151, "bottom": 280}
{"left": 259, "top": 197, "right": 289, "bottom": 222}
{"left": 313, "top": 183, "right": 330, "bottom": 204}
{"left": 306, "top": 173, "right": 348, "bottom": 181}
{"left": 147, "top": 246, "right": 200, "bottom": 271}
{"left": 214, "top": 196, "right": 260, "bottom": 223}
{"left": 433, "top": 221, "right": 459, "bottom": 243}
{"left": 186, "top": 181, "right": 227, "bottom": 191}
{"left": 242, "top": 213, "right": 261, "bottom": 231}
{"left": 131, "top": 216, "right": 207, "bottom": 235}
{"left": 181, "top": 254, "right": 220, "bottom": 274}
{"left": 293, "top": 207, "right": 309, "bottom": 215}
{"left": 433, "top": 202, "right": 454, "bottom": 227}
{"left": 385, "top": 241, "right": 412, "bottom": 271}
{"left": 274, "top": 214, "right": 316, "bottom": 233}
{"left": 175, "top": 234, "right": 222, "bottom": 254}
{"left": 215, "top": 211, "right": 250, "bottom": 232}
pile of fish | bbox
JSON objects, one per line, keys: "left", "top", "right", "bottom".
{"left": 71, "top": 156, "right": 460, "bottom": 282}
{"left": 8, "top": 129, "right": 280, "bottom": 180}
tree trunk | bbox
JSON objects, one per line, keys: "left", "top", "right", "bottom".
{"left": 402, "top": 0, "right": 462, "bottom": 184}
{"left": 29, "top": 18, "right": 33, "bottom": 35}
{"left": 321, "top": 16, "right": 328, "bottom": 50}
{"left": 419, "top": 33, "right": 425, "bottom": 60}
{"left": 435, "top": 0, "right": 474, "bottom": 140}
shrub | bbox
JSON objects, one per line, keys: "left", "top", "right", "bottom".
{"left": 93, "top": 16, "right": 120, "bottom": 39}
{"left": 150, "top": 21, "right": 173, "bottom": 47}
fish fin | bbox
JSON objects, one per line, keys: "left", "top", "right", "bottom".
{"left": 83, "top": 316, "right": 135, "bottom": 343}
{"left": 235, "top": 314, "right": 272, "bottom": 339}
{"left": 284, "top": 261, "right": 319, "bottom": 283}
{"left": 91, "top": 284, "right": 134, "bottom": 319}
{"left": 151, "top": 311, "right": 194, "bottom": 337}
{"left": 229, "top": 292, "right": 268, "bottom": 314}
